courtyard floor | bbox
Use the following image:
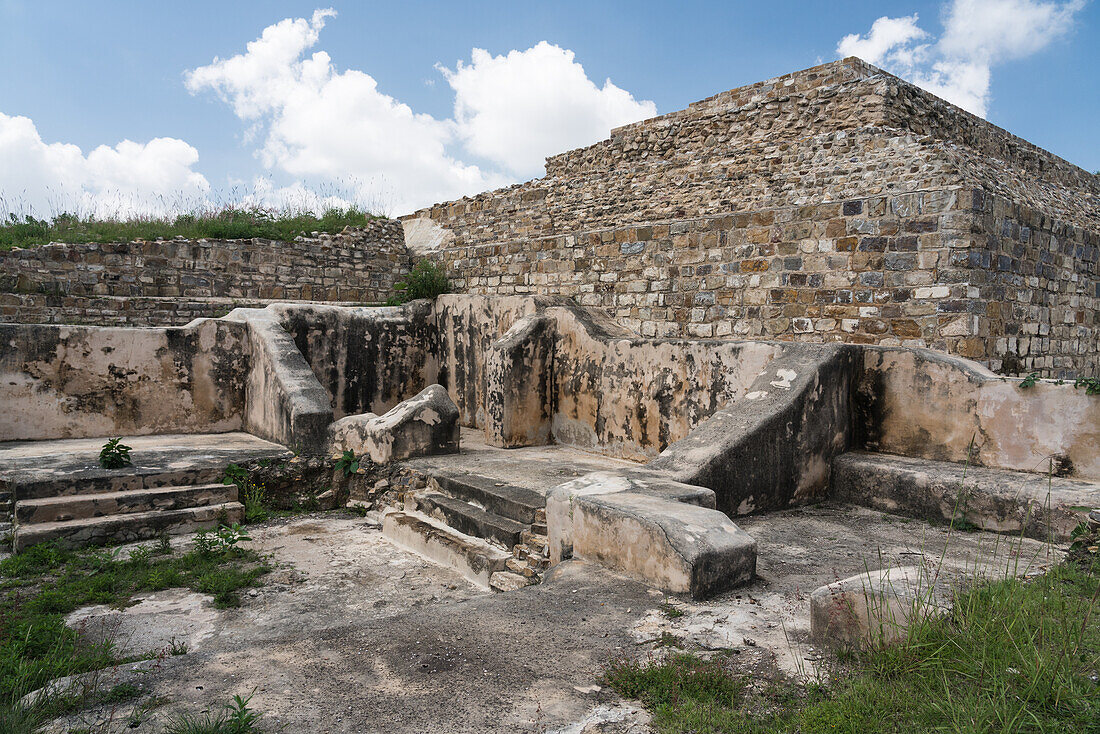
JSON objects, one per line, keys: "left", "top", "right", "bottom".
{"left": 34, "top": 503, "right": 1057, "bottom": 733}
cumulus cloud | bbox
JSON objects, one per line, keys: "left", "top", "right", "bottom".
{"left": 837, "top": 15, "right": 930, "bottom": 68}
{"left": 2, "top": 9, "right": 655, "bottom": 217}
{"left": 186, "top": 10, "right": 655, "bottom": 212}
{"left": 0, "top": 111, "right": 209, "bottom": 218}
{"left": 836, "top": 0, "right": 1085, "bottom": 116}
{"left": 440, "top": 42, "right": 656, "bottom": 178}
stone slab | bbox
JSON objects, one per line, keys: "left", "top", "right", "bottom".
{"left": 330, "top": 384, "right": 460, "bottom": 464}
{"left": 382, "top": 510, "right": 510, "bottom": 588}
{"left": 548, "top": 471, "right": 755, "bottom": 598}
{"left": 15, "top": 483, "right": 237, "bottom": 524}
{"left": 832, "top": 451, "right": 1100, "bottom": 542}
{"left": 13, "top": 502, "right": 243, "bottom": 551}
{"left": 810, "top": 565, "right": 953, "bottom": 649}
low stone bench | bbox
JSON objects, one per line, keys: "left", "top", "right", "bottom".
{"left": 831, "top": 451, "right": 1100, "bottom": 543}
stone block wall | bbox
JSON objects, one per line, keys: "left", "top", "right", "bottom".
{"left": 405, "top": 58, "right": 1099, "bottom": 377}
{"left": 0, "top": 220, "right": 411, "bottom": 326}
{"left": 433, "top": 190, "right": 1097, "bottom": 376}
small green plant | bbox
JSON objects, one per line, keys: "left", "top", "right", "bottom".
{"left": 193, "top": 529, "right": 216, "bottom": 557}
{"left": 222, "top": 464, "right": 248, "bottom": 488}
{"left": 216, "top": 524, "right": 251, "bottom": 549}
{"left": 196, "top": 524, "right": 251, "bottom": 558}
{"left": 97, "top": 437, "right": 132, "bottom": 469}
{"left": 386, "top": 260, "right": 449, "bottom": 305}
{"left": 169, "top": 637, "right": 189, "bottom": 656}
{"left": 334, "top": 450, "right": 360, "bottom": 477}
{"left": 659, "top": 601, "right": 685, "bottom": 619}
{"left": 1074, "top": 376, "right": 1100, "bottom": 395}
{"left": 1019, "top": 372, "right": 1040, "bottom": 388}
{"left": 161, "top": 692, "right": 264, "bottom": 734}
{"left": 239, "top": 481, "right": 269, "bottom": 524}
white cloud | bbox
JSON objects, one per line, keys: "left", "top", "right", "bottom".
{"left": 186, "top": 10, "right": 655, "bottom": 212}
{"left": 440, "top": 42, "right": 657, "bottom": 178}
{"left": 2, "top": 9, "right": 656, "bottom": 218}
{"left": 837, "top": 0, "right": 1085, "bottom": 116}
{"left": 0, "top": 111, "right": 209, "bottom": 218}
{"left": 837, "top": 15, "right": 929, "bottom": 68}
{"left": 185, "top": 8, "right": 496, "bottom": 214}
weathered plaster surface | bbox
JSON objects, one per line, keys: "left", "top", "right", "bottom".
{"left": 832, "top": 451, "right": 1100, "bottom": 542}
{"left": 277, "top": 302, "right": 439, "bottom": 419}
{"left": 546, "top": 469, "right": 754, "bottom": 598}
{"left": 651, "top": 344, "right": 859, "bottom": 516}
{"left": 224, "top": 307, "right": 332, "bottom": 453}
{"left": 0, "top": 320, "right": 247, "bottom": 441}
{"left": 859, "top": 347, "right": 1100, "bottom": 480}
{"left": 485, "top": 315, "right": 556, "bottom": 448}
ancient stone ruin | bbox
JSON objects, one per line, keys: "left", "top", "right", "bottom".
{"left": 0, "top": 57, "right": 1097, "bottom": 729}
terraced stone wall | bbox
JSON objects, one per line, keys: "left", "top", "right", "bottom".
{"left": 403, "top": 58, "right": 1099, "bottom": 377}
{"left": 0, "top": 220, "right": 410, "bottom": 326}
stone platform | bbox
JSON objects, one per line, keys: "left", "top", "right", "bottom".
{"left": 0, "top": 432, "right": 291, "bottom": 550}
{"left": 403, "top": 427, "right": 640, "bottom": 496}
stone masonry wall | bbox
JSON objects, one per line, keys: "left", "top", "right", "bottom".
{"left": 0, "top": 219, "right": 411, "bottom": 326}
{"left": 407, "top": 58, "right": 1099, "bottom": 377}
{"left": 433, "top": 189, "right": 1097, "bottom": 377}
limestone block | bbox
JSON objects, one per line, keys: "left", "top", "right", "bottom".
{"left": 810, "top": 565, "right": 951, "bottom": 649}
{"left": 547, "top": 470, "right": 753, "bottom": 599}
{"left": 330, "top": 384, "right": 459, "bottom": 464}
{"left": 485, "top": 315, "right": 556, "bottom": 448}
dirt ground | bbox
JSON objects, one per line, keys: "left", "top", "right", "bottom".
{"left": 43, "top": 504, "right": 1058, "bottom": 733}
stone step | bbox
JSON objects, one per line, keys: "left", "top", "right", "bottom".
{"left": 431, "top": 473, "right": 545, "bottom": 524}
{"left": 15, "top": 484, "right": 238, "bottom": 525}
{"left": 414, "top": 493, "right": 529, "bottom": 548}
{"left": 831, "top": 451, "right": 1100, "bottom": 543}
{"left": 8, "top": 465, "right": 240, "bottom": 501}
{"left": 382, "top": 510, "right": 510, "bottom": 588}
{"left": 12, "top": 502, "right": 244, "bottom": 552}
{"left": 521, "top": 529, "right": 550, "bottom": 557}
{"left": 489, "top": 571, "right": 534, "bottom": 592}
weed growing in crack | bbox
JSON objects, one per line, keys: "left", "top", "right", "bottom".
{"left": 97, "top": 438, "right": 132, "bottom": 470}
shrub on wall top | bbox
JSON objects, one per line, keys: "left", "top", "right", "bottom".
{"left": 386, "top": 260, "right": 449, "bottom": 305}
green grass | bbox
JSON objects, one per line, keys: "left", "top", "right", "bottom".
{"left": 0, "top": 206, "right": 380, "bottom": 251}
{"left": 0, "top": 536, "right": 270, "bottom": 708}
{"left": 604, "top": 557, "right": 1100, "bottom": 733}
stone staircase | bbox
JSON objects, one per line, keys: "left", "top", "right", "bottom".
{"left": 384, "top": 472, "right": 551, "bottom": 591}
{"left": 0, "top": 433, "right": 290, "bottom": 552}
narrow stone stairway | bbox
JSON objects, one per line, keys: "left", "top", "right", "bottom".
{"left": 0, "top": 433, "right": 291, "bottom": 552}
{"left": 384, "top": 471, "right": 551, "bottom": 591}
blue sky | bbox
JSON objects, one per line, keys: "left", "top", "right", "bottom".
{"left": 0, "top": 0, "right": 1096, "bottom": 216}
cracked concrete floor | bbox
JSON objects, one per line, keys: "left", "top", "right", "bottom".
{"left": 44, "top": 505, "right": 1059, "bottom": 733}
